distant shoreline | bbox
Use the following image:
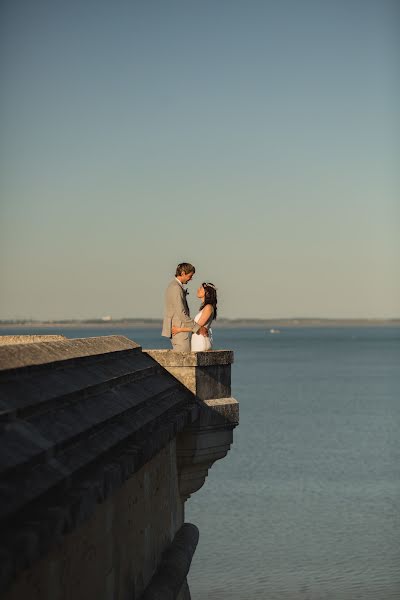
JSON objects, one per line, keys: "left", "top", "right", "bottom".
{"left": 0, "top": 319, "right": 399, "bottom": 329}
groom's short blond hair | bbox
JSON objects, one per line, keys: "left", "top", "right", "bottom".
{"left": 175, "top": 262, "right": 195, "bottom": 276}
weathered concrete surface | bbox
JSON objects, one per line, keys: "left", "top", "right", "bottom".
{"left": 204, "top": 397, "right": 239, "bottom": 424}
{"left": 0, "top": 336, "right": 239, "bottom": 600}
{"left": 147, "top": 350, "right": 239, "bottom": 501}
{"left": 145, "top": 350, "right": 233, "bottom": 367}
{"left": 0, "top": 335, "right": 139, "bottom": 371}
{"left": 145, "top": 349, "right": 235, "bottom": 403}
{"left": 0, "top": 336, "right": 199, "bottom": 597}
{"left": 145, "top": 349, "right": 239, "bottom": 421}
{"left": 3, "top": 442, "right": 184, "bottom": 600}
{"left": 141, "top": 523, "right": 199, "bottom": 600}
{"left": 0, "top": 335, "right": 66, "bottom": 346}
{"left": 176, "top": 411, "right": 235, "bottom": 501}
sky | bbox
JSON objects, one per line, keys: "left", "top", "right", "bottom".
{"left": 0, "top": 0, "right": 399, "bottom": 320}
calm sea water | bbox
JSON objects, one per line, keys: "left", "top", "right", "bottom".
{"left": 1, "top": 326, "right": 399, "bottom": 599}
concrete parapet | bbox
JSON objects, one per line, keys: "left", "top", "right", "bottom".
{"left": 144, "top": 350, "right": 234, "bottom": 367}
{"left": 145, "top": 349, "right": 235, "bottom": 405}
{"left": 146, "top": 350, "right": 239, "bottom": 501}
{"left": 0, "top": 335, "right": 66, "bottom": 346}
{"left": 0, "top": 334, "right": 139, "bottom": 370}
{"left": 0, "top": 337, "right": 239, "bottom": 599}
{"left": 145, "top": 349, "right": 239, "bottom": 424}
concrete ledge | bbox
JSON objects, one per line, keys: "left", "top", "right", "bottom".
{"left": 0, "top": 335, "right": 66, "bottom": 346}
{"left": 0, "top": 335, "right": 140, "bottom": 371}
{"left": 204, "top": 397, "right": 239, "bottom": 425}
{"left": 140, "top": 523, "right": 199, "bottom": 600}
{"left": 145, "top": 349, "right": 233, "bottom": 367}
{"left": 145, "top": 350, "right": 233, "bottom": 401}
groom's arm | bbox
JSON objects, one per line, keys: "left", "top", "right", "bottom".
{"left": 167, "top": 284, "right": 200, "bottom": 333}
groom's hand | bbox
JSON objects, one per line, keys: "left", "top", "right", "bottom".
{"left": 198, "top": 326, "right": 209, "bottom": 337}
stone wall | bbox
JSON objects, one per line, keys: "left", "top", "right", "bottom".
{"left": 3, "top": 441, "right": 185, "bottom": 600}
{"left": 0, "top": 336, "right": 238, "bottom": 600}
{"left": 0, "top": 335, "right": 66, "bottom": 346}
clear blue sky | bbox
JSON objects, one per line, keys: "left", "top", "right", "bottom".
{"left": 1, "top": 0, "right": 399, "bottom": 320}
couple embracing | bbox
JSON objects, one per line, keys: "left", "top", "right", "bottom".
{"left": 162, "top": 262, "right": 218, "bottom": 352}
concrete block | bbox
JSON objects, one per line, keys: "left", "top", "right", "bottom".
{"left": 0, "top": 335, "right": 66, "bottom": 346}
{"left": 145, "top": 350, "right": 233, "bottom": 401}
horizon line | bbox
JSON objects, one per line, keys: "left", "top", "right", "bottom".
{"left": 1, "top": 317, "right": 399, "bottom": 323}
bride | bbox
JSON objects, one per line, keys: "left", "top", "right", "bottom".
{"left": 172, "top": 282, "right": 217, "bottom": 351}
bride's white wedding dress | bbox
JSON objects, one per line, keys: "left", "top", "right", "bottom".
{"left": 191, "top": 307, "right": 213, "bottom": 351}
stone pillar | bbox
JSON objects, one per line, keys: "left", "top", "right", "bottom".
{"left": 145, "top": 351, "right": 239, "bottom": 501}
{"left": 144, "top": 349, "right": 238, "bottom": 415}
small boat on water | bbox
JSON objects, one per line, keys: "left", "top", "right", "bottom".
{"left": 269, "top": 328, "right": 281, "bottom": 334}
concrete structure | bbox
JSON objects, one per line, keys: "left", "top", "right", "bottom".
{"left": 0, "top": 335, "right": 66, "bottom": 346}
{"left": 0, "top": 336, "right": 238, "bottom": 600}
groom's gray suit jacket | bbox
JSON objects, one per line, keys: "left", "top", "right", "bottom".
{"left": 162, "top": 279, "right": 200, "bottom": 338}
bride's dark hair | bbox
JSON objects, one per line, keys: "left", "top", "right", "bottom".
{"left": 200, "top": 283, "right": 218, "bottom": 320}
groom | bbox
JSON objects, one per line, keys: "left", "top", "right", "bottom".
{"left": 162, "top": 262, "right": 208, "bottom": 351}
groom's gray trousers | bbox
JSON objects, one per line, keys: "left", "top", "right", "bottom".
{"left": 162, "top": 278, "right": 200, "bottom": 352}
{"left": 171, "top": 332, "right": 191, "bottom": 352}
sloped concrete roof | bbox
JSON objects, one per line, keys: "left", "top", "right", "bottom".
{"left": 0, "top": 335, "right": 200, "bottom": 593}
{"left": 0, "top": 335, "right": 66, "bottom": 346}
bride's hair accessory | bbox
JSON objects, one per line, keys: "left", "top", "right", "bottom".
{"left": 201, "top": 282, "right": 218, "bottom": 320}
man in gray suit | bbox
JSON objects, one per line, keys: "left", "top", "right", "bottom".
{"left": 162, "top": 262, "right": 208, "bottom": 351}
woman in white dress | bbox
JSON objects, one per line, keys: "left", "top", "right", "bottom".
{"left": 171, "top": 282, "right": 217, "bottom": 351}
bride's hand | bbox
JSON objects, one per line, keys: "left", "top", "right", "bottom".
{"left": 171, "top": 326, "right": 181, "bottom": 336}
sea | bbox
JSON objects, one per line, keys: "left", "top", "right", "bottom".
{"left": 1, "top": 326, "right": 399, "bottom": 599}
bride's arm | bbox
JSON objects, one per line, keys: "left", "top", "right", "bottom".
{"left": 194, "top": 305, "right": 213, "bottom": 326}
{"left": 172, "top": 308, "right": 212, "bottom": 336}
